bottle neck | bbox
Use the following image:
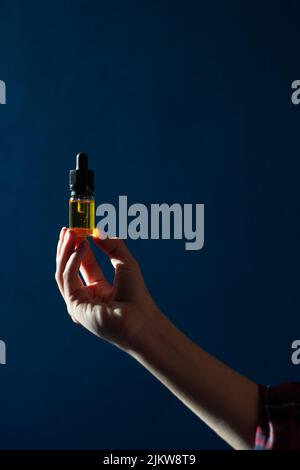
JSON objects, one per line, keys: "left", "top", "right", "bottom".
{"left": 70, "top": 191, "right": 94, "bottom": 198}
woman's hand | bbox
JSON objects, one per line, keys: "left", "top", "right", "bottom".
{"left": 55, "top": 227, "right": 259, "bottom": 450}
{"left": 55, "top": 227, "right": 160, "bottom": 351}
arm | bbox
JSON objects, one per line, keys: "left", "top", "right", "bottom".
{"left": 129, "top": 313, "right": 259, "bottom": 449}
{"left": 55, "top": 228, "right": 260, "bottom": 450}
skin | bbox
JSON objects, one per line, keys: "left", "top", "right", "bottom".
{"left": 55, "top": 227, "right": 260, "bottom": 450}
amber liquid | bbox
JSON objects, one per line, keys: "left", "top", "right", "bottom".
{"left": 69, "top": 197, "right": 95, "bottom": 237}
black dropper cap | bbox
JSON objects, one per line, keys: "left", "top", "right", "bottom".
{"left": 69, "top": 153, "right": 94, "bottom": 195}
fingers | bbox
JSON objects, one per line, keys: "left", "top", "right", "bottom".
{"left": 79, "top": 242, "right": 111, "bottom": 288}
{"left": 56, "top": 227, "right": 67, "bottom": 262}
{"left": 63, "top": 239, "right": 88, "bottom": 298}
{"left": 55, "top": 229, "right": 81, "bottom": 296}
{"left": 92, "top": 235, "right": 138, "bottom": 271}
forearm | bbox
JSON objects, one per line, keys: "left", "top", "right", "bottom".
{"left": 128, "top": 309, "right": 260, "bottom": 449}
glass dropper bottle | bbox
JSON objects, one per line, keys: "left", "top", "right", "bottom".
{"left": 69, "top": 152, "right": 95, "bottom": 238}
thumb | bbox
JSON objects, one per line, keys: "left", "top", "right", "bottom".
{"left": 92, "top": 234, "right": 138, "bottom": 271}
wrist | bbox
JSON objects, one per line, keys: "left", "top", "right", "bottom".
{"left": 126, "top": 306, "right": 184, "bottom": 364}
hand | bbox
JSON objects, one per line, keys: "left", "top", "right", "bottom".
{"left": 55, "top": 228, "right": 160, "bottom": 351}
{"left": 55, "top": 229, "right": 259, "bottom": 450}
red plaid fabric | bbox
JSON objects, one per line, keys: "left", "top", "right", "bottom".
{"left": 255, "top": 382, "right": 300, "bottom": 449}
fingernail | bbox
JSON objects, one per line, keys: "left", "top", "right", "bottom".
{"left": 66, "top": 229, "right": 74, "bottom": 240}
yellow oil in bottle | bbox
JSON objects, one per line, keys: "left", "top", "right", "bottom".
{"left": 69, "top": 196, "right": 95, "bottom": 237}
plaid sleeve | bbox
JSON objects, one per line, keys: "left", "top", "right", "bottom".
{"left": 255, "top": 382, "right": 300, "bottom": 449}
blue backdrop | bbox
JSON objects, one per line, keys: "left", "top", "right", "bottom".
{"left": 0, "top": 0, "right": 299, "bottom": 450}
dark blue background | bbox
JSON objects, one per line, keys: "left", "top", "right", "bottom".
{"left": 0, "top": 0, "right": 299, "bottom": 450}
